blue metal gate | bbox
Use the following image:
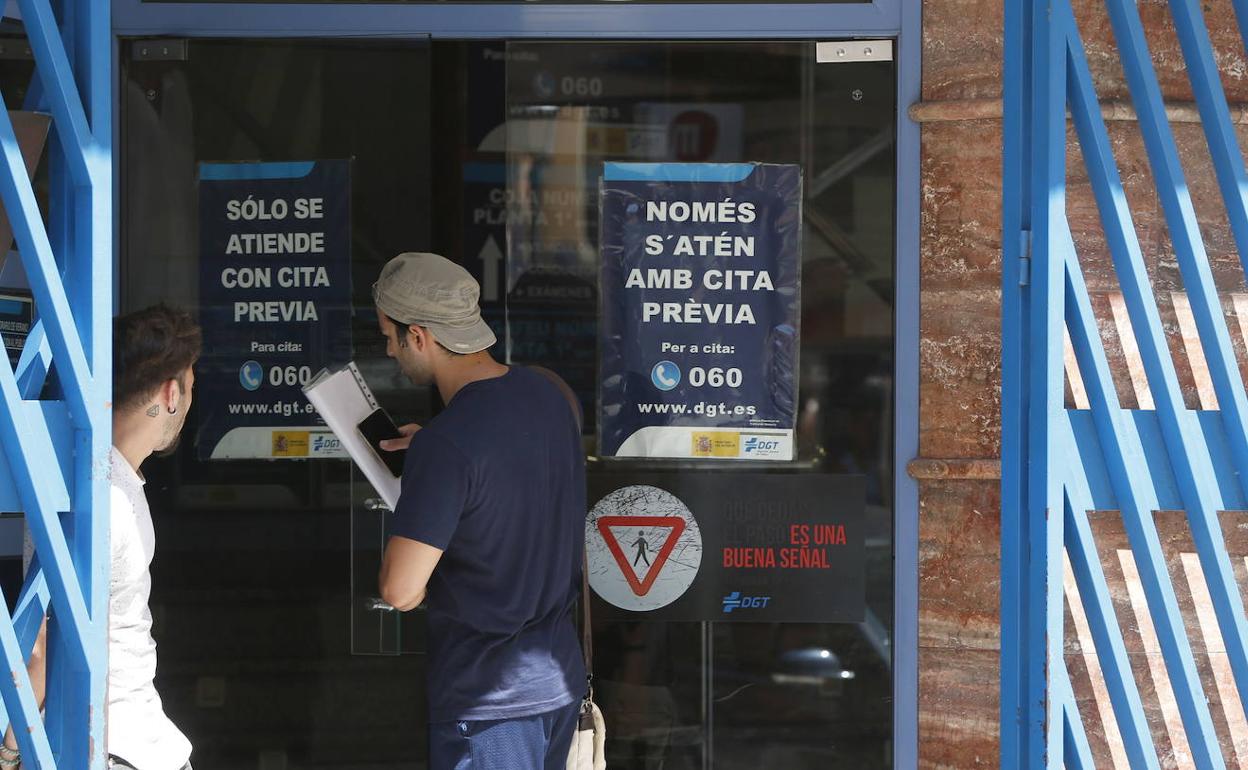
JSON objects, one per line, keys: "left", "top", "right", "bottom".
{"left": 0, "top": 0, "right": 111, "bottom": 766}
{"left": 1004, "top": 0, "right": 1248, "bottom": 767}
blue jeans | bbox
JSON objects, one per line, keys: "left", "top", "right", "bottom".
{"left": 429, "top": 701, "right": 580, "bottom": 770}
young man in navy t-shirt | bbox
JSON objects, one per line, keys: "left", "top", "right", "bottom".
{"left": 373, "top": 252, "right": 587, "bottom": 769}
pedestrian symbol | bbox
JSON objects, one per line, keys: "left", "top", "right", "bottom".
{"left": 632, "top": 534, "right": 652, "bottom": 567}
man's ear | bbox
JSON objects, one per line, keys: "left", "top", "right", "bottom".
{"left": 162, "top": 378, "right": 181, "bottom": 411}
{"left": 409, "top": 325, "right": 429, "bottom": 352}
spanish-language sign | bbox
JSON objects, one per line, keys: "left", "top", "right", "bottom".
{"left": 586, "top": 472, "right": 865, "bottom": 623}
{"left": 599, "top": 163, "right": 801, "bottom": 461}
{"left": 197, "top": 160, "right": 353, "bottom": 460}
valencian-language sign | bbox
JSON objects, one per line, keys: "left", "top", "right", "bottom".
{"left": 197, "top": 160, "right": 353, "bottom": 460}
{"left": 599, "top": 163, "right": 801, "bottom": 461}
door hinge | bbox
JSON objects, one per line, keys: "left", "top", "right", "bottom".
{"left": 816, "top": 41, "right": 894, "bottom": 64}
{"left": 1019, "top": 230, "right": 1032, "bottom": 287}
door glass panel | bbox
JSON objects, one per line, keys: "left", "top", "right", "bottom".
{"left": 502, "top": 41, "right": 896, "bottom": 769}
{"left": 121, "top": 37, "right": 432, "bottom": 768}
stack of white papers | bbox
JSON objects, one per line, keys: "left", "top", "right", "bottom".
{"left": 303, "top": 362, "right": 401, "bottom": 510}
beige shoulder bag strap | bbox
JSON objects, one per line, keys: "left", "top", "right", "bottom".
{"left": 529, "top": 367, "right": 607, "bottom": 768}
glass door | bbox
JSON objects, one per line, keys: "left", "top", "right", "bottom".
{"left": 121, "top": 37, "right": 433, "bottom": 768}
{"left": 120, "top": 34, "right": 897, "bottom": 769}
{"left": 498, "top": 41, "right": 896, "bottom": 769}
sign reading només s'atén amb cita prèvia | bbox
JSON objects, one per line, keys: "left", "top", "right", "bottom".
{"left": 598, "top": 163, "right": 802, "bottom": 462}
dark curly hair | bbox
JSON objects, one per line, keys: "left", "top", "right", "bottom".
{"left": 113, "top": 304, "right": 202, "bottom": 413}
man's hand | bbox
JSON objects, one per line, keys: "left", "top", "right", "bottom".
{"left": 380, "top": 423, "right": 421, "bottom": 452}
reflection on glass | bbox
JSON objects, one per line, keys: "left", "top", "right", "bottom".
{"left": 122, "top": 39, "right": 432, "bottom": 768}
{"left": 502, "top": 41, "right": 895, "bottom": 769}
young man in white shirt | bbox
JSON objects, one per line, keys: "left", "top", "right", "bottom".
{"left": 3, "top": 305, "right": 201, "bottom": 770}
{"left": 104, "top": 304, "right": 201, "bottom": 770}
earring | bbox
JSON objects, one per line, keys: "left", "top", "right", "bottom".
{"left": 168, "top": 406, "right": 178, "bottom": 416}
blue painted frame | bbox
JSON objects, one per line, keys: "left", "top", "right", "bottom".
{"left": 998, "top": 0, "right": 1028, "bottom": 761}
{"left": 0, "top": 0, "right": 112, "bottom": 764}
{"left": 109, "top": 2, "right": 920, "bottom": 767}
{"left": 112, "top": 0, "right": 904, "bottom": 37}
{"left": 1004, "top": 0, "right": 1248, "bottom": 766}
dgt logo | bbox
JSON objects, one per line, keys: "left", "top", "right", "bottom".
{"left": 743, "top": 437, "right": 781, "bottom": 454}
{"left": 722, "top": 591, "right": 771, "bottom": 613}
{"left": 312, "top": 435, "right": 342, "bottom": 454}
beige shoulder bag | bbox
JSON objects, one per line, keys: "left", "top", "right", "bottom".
{"left": 566, "top": 564, "right": 607, "bottom": 770}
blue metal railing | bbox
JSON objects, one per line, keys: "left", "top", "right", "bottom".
{"left": 1003, "top": 0, "right": 1248, "bottom": 766}
{"left": 0, "top": 0, "right": 110, "bottom": 765}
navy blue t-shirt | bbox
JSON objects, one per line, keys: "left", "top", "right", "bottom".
{"left": 388, "top": 366, "right": 587, "bottom": 722}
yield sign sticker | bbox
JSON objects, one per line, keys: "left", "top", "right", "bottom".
{"left": 598, "top": 516, "right": 686, "bottom": 597}
{"left": 587, "top": 485, "right": 703, "bottom": 612}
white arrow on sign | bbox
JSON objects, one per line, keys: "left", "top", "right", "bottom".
{"left": 478, "top": 235, "right": 503, "bottom": 302}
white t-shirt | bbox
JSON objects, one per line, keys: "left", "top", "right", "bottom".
{"left": 108, "top": 447, "right": 192, "bottom": 770}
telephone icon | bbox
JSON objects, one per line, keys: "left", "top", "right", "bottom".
{"left": 240, "top": 360, "right": 264, "bottom": 392}
{"left": 650, "top": 361, "right": 681, "bottom": 392}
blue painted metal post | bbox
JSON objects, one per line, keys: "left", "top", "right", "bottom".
{"left": 1027, "top": 0, "right": 1070, "bottom": 762}
{"left": 72, "top": 0, "right": 112, "bottom": 759}
{"left": 1002, "top": 0, "right": 1069, "bottom": 765}
{"left": 999, "top": 0, "right": 1033, "bottom": 761}
{"left": 0, "top": 0, "right": 111, "bottom": 763}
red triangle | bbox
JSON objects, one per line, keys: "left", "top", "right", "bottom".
{"left": 597, "top": 516, "right": 687, "bottom": 597}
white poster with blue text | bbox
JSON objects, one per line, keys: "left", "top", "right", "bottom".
{"left": 599, "top": 163, "right": 801, "bottom": 461}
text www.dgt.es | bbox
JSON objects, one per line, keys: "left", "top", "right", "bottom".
{"left": 637, "top": 401, "right": 757, "bottom": 418}
{"left": 227, "top": 401, "right": 316, "bottom": 417}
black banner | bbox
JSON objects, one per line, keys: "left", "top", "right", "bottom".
{"left": 585, "top": 472, "right": 865, "bottom": 623}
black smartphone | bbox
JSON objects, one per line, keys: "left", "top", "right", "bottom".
{"left": 357, "top": 408, "right": 406, "bottom": 477}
